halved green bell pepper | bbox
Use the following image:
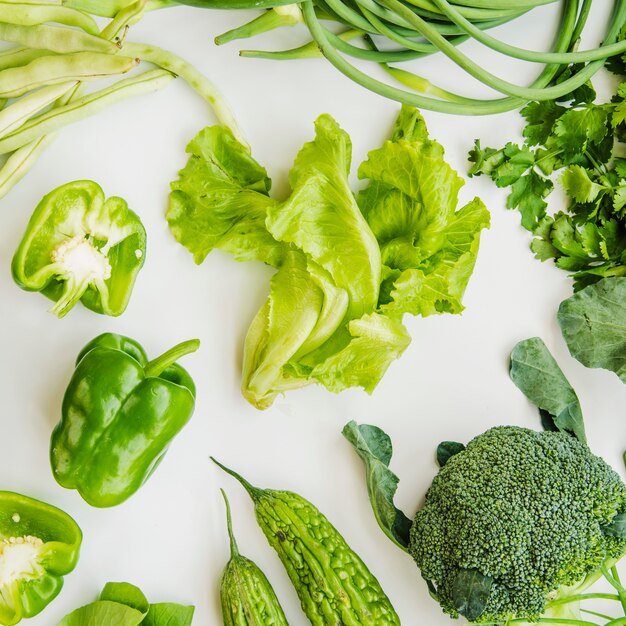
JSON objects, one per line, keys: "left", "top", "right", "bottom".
{"left": 50, "top": 333, "right": 199, "bottom": 508}
{"left": 0, "top": 491, "right": 81, "bottom": 626}
{"left": 11, "top": 180, "right": 146, "bottom": 318}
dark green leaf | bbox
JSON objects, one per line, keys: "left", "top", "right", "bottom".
{"left": 452, "top": 568, "right": 493, "bottom": 621}
{"left": 557, "top": 277, "right": 626, "bottom": 382}
{"left": 436, "top": 441, "right": 465, "bottom": 467}
{"left": 606, "top": 511, "right": 626, "bottom": 538}
{"left": 521, "top": 100, "right": 566, "bottom": 146}
{"left": 143, "top": 604, "right": 195, "bottom": 626}
{"left": 506, "top": 171, "right": 553, "bottom": 231}
{"left": 342, "top": 421, "right": 411, "bottom": 551}
{"left": 553, "top": 107, "right": 609, "bottom": 157}
{"left": 510, "top": 337, "right": 586, "bottom": 442}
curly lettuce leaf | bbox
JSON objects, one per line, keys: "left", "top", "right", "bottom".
{"left": 168, "top": 107, "right": 487, "bottom": 409}
{"left": 267, "top": 114, "right": 381, "bottom": 316}
{"left": 557, "top": 277, "right": 626, "bottom": 382}
{"left": 308, "top": 313, "right": 411, "bottom": 393}
{"left": 167, "top": 126, "right": 284, "bottom": 266}
{"left": 358, "top": 108, "right": 490, "bottom": 316}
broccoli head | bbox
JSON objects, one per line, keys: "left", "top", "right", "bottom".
{"left": 410, "top": 426, "right": 626, "bottom": 624}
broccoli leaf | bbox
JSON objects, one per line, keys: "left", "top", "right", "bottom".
{"left": 557, "top": 277, "right": 626, "bottom": 383}
{"left": 510, "top": 337, "right": 586, "bottom": 442}
{"left": 605, "top": 511, "right": 626, "bottom": 538}
{"left": 436, "top": 441, "right": 465, "bottom": 467}
{"left": 452, "top": 569, "right": 493, "bottom": 622}
{"left": 342, "top": 421, "right": 411, "bottom": 551}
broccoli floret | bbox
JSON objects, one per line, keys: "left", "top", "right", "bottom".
{"left": 410, "top": 426, "right": 626, "bottom": 624}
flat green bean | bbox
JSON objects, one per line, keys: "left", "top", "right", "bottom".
{"left": 0, "top": 69, "right": 174, "bottom": 152}
{"left": 0, "top": 47, "right": 54, "bottom": 71}
{"left": 0, "top": 4, "right": 99, "bottom": 33}
{"left": 0, "top": 81, "right": 76, "bottom": 136}
{"left": 0, "top": 21, "right": 118, "bottom": 53}
{"left": 0, "top": 51, "right": 137, "bottom": 98}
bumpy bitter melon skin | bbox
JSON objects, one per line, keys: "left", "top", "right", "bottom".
{"left": 220, "top": 489, "right": 290, "bottom": 626}
{"left": 221, "top": 554, "right": 290, "bottom": 626}
{"left": 254, "top": 489, "right": 401, "bottom": 626}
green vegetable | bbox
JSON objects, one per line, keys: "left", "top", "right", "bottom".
{"left": 57, "top": 581, "right": 194, "bottom": 626}
{"left": 12, "top": 180, "right": 146, "bottom": 318}
{"left": 174, "top": 0, "right": 626, "bottom": 115}
{"left": 50, "top": 332, "right": 199, "bottom": 507}
{"left": 510, "top": 336, "right": 586, "bottom": 441}
{"left": 0, "top": 1, "right": 245, "bottom": 199}
{"left": 167, "top": 106, "right": 488, "bottom": 408}
{"left": 220, "top": 490, "right": 289, "bottom": 626}
{"left": 0, "top": 490, "right": 81, "bottom": 626}
{"left": 469, "top": 61, "right": 626, "bottom": 290}
{"left": 213, "top": 458, "right": 401, "bottom": 626}
{"left": 558, "top": 277, "right": 626, "bottom": 383}
{"left": 344, "top": 421, "right": 626, "bottom": 625}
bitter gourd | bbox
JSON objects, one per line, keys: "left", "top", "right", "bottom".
{"left": 214, "top": 460, "right": 401, "bottom": 626}
{"left": 220, "top": 490, "right": 290, "bottom": 626}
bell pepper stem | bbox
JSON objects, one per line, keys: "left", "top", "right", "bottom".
{"left": 220, "top": 489, "right": 240, "bottom": 558}
{"left": 144, "top": 338, "right": 200, "bottom": 377}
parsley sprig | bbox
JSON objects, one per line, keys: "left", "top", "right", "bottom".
{"left": 469, "top": 64, "right": 626, "bottom": 290}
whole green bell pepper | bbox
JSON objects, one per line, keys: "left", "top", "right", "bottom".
{"left": 50, "top": 333, "right": 200, "bottom": 508}
{"left": 11, "top": 180, "right": 146, "bottom": 318}
{"left": 0, "top": 491, "right": 81, "bottom": 626}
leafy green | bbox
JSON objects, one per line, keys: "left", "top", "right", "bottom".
{"left": 167, "top": 126, "right": 283, "bottom": 266}
{"left": 359, "top": 121, "right": 489, "bottom": 315}
{"left": 57, "top": 582, "right": 193, "bottom": 626}
{"left": 143, "top": 604, "right": 194, "bottom": 626}
{"left": 509, "top": 337, "right": 586, "bottom": 442}
{"left": 267, "top": 114, "right": 380, "bottom": 316}
{"left": 469, "top": 77, "right": 626, "bottom": 290}
{"left": 57, "top": 601, "right": 145, "bottom": 626}
{"left": 557, "top": 277, "right": 626, "bottom": 383}
{"left": 168, "top": 106, "right": 488, "bottom": 408}
{"left": 342, "top": 421, "right": 411, "bottom": 551}
{"left": 451, "top": 569, "right": 493, "bottom": 622}
{"left": 436, "top": 441, "right": 465, "bottom": 467}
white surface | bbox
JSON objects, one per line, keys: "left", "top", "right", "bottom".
{"left": 1, "top": 4, "right": 626, "bottom": 624}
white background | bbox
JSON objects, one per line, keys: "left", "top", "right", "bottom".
{"left": 1, "top": 3, "right": 626, "bottom": 624}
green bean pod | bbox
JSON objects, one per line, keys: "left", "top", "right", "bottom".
{"left": 0, "top": 51, "right": 137, "bottom": 99}
{"left": 0, "top": 69, "right": 173, "bottom": 152}
{"left": 0, "top": 4, "right": 99, "bottom": 33}
{"left": 0, "top": 21, "right": 118, "bottom": 53}
{"left": 214, "top": 460, "right": 401, "bottom": 626}
{"left": 220, "top": 490, "right": 290, "bottom": 626}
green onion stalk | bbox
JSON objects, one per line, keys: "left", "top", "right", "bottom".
{"left": 173, "top": 0, "right": 626, "bottom": 115}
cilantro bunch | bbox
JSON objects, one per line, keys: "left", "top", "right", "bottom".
{"left": 469, "top": 70, "right": 626, "bottom": 290}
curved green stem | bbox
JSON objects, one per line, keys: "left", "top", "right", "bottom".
{"left": 122, "top": 41, "right": 248, "bottom": 147}
{"left": 431, "top": 0, "right": 626, "bottom": 64}
{"left": 220, "top": 489, "right": 240, "bottom": 559}
{"left": 144, "top": 339, "right": 200, "bottom": 378}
